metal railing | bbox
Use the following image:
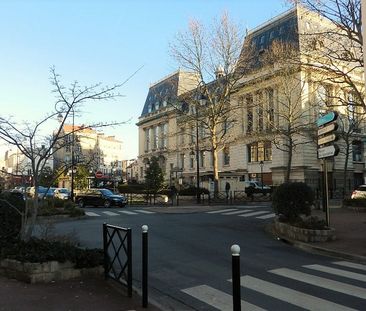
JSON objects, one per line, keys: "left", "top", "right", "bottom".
{"left": 103, "top": 223, "right": 132, "bottom": 297}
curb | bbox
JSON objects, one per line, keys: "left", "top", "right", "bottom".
{"left": 266, "top": 224, "right": 366, "bottom": 264}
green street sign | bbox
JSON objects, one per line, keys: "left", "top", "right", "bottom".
{"left": 317, "top": 111, "right": 338, "bottom": 127}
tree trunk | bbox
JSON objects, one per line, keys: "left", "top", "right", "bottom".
{"left": 211, "top": 131, "right": 219, "bottom": 197}
{"left": 285, "top": 138, "right": 293, "bottom": 183}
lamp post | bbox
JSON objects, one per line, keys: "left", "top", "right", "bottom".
{"left": 259, "top": 160, "right": 264, "bottom": 191}
{"left": 194, "top": 94, "right": 207, "bottom": 204}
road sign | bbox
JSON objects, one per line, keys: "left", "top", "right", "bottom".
{"left": 318, "top": 133, "right": 338, "bottom": 145}
{"left": 317, "top": 111, "right": 338, "bottom": 127}
{"left": 95, "top": 171, "right": 103, "bottom": 178}
{"left": 317, "top": 122, "right": 338, "bottom": 136}
{"left": 318, "top": 144, "right": 339, "bottom": 159}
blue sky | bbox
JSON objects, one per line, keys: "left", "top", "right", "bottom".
{"left": 0, "top": 0, "right": 291, "bottom": 159}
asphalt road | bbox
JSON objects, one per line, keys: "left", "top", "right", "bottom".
{"left": 50, "top": 205, "right": 366, "bottom": 310}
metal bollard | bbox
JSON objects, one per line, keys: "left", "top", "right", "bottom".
{"left": 231, "top": 244, "right": 241, "bottom": 311}
{"left": 142, "top": 225, "right": 149, "bottom": 308}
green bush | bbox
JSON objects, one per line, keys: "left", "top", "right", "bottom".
{"left": 37, "top": 200, "right": 84, "bottom": 217}
{"left": 292, "top": 216, "right": 328, "bottom": 230}
{"left": 343, "top": 198, "right": 366, "bottom": 207}
{"left": 1, "top": 238, "right": 103, "bottom": 268}
{"left": 272, "top": 182, "right": 314, "bottom": 223}
{"left": 0, "top": 192, "right": 25, "bottom": 241}
{"left": 178, "top": 187, "right": 209, "bottom": 196}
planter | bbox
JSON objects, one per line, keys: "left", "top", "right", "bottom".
{"left": 0, "top": 259, "right": 103, "bottom": 283}
{"left": 274, "top": 218, "right": 336, "bottom": 242}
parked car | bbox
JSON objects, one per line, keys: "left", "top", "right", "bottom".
{"left": 351, "top": 185, "right": 366, "bottom": 199}
{"left": 244, "top": 181, "right": 272, "bottom": 195}
{"left": 75, "top": 188, "right": 127, "bottom": 208}
{"left": 38, "top": 187, "right": 56, "bottom": 199}
{"left": 54, "top": 188, "right": 71, "bottom": 200}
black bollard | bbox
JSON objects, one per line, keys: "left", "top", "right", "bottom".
{"left": 142, "top": 225, "right": 149, "bottom": 308}
{"left": 231, "top": 244, "right": 241, "bottom": 311}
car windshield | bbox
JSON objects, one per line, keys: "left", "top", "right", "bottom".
{"left": 99, "top": 189, "right": 114, "bottom": 196}
{"left": 58, "top": 188, "right": 69, "bottom": 193}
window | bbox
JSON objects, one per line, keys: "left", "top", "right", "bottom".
{"left": 145, "top": 128, "right": 150, "bottom": 152}
{"left": 248, "top": 141, "right": 272, "bottom": 162}
{"left": 148, "top": 104, "right": 152, "bottom": 113}
{"left": 179, "top": 127, "right": 185, "bottom": 145}
{"left": 179, "top": 153, "right": 185, "bottom": 169}
{"left": 200, "top": 151, "right": 205, "bottom": 167}
{"left": 223, "top": 148, "right": 230, "bottom": 166}
{"left": 155, "top": 101, "right": 160, "bottom": 111}
{"left": 162, "top": 123, "right": 168, "bottom": 148}
{"left": 190, "top": 154, "right": 194, "bottom": 169}
{"left": 257, "top": 92, "right": 263, "bottom": 132}
{"left": 267, "top": 88, "right": 274, "bottom": 129}
{"left": 352, "top": 140, "right": 362, "bottom": 162}
{"left": 246, "top": 94, "right": 253, "bottom": 133}
{"left": 190, "top": 126, "right": 195, "bottom": 144}
{"left": 316, "top": 84, "right": 331, "bottom": 113}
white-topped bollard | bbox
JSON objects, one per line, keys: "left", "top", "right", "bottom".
{"left": 142, "top": 225, "right": 149, "bottom": 308}
{"left": 231, "top": 244, "right": 241, "bottom": 311}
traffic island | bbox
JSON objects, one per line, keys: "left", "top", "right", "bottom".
{"left": 274, "top": 218, "right": 336, "bottom": 242}
{"left": 0, "top": 259, "right": 103, "bottom": 283}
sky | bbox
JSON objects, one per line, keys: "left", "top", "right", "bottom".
{"left": 0, "top": 0, "right": 291, "bottom": 160}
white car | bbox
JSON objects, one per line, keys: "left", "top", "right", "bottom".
{"left": 54, "top": 188, "right": 71, "bottom": 200}
{"left": 351, "top": 185, "right": 366, "bottom": 199}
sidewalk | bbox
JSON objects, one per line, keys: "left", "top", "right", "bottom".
{"left": 275, "top": 206, "right": 366, "bottom": 262}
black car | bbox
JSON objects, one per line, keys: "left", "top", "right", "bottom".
{"left": 75, "top": 188, "right": 127, "bottom": 208}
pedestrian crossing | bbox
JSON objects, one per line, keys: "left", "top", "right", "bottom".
{"left": 182, "top": 261, "right": 366, "bottom": 310}
{"left": 206, "top": 207, "right": 275, "bottom": 220}
{"left": 84, "top": 209, "right": 156, "bottom": 217}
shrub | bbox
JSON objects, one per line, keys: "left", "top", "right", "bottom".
{"left": 272, "top": 182, "right": 314, "bottom": 223}
{"left": 178, "top": 187, "right": 209, "bottom": 196}
{"left": 1, "top": 238, "right": 103, "bottom": 268}
{"left": 292, "top": 216, "right": 328, "bottom": 230}
{"left": 0, "top": 191, "right": 25, "bottom": 241}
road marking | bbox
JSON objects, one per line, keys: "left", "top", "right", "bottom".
{"left": 238, "top": 211, "right": 268, "bottom": 217}
{"left": 304, "top": 264, "right": 366, "bottom": 282}
{"left": 256, "top": 213, "right": 275, "bottom": 219}
{"left": 118, "top": 210, "right": 138, "bottom": 215}
{"left": 333, "top": 261, "right": 366, "bottom": 272}
{"left": 206, "top": 208, "right": 238, "bottom": 214}
{"left": 270, "top": 268, "right": 366, "bottom": 299}
{"left": 182, "top": 285, "right": 265, "bottom": 311}
{"left": 241, "top": 275, "right": 356, "bottom": 311}
{"left": 134, "top": 210, "right": 155, "bottom": 214}
{"left": 85, "top": 211, "right": 100, "bottom": 217}
{"left": 102, "top": 211, "right": 119, "bottom": 216}
{"left": 222, "top": 210, "right": 253, "bottom": 215}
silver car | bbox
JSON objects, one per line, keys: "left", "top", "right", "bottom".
{"left": 54, "top": 188, "right": 71, "bottom": 200}
{"left": 351, "top": 185, "right": 366, "bottom": 199}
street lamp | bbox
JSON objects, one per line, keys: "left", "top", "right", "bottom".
{"left": 259, "top": 160, "right": 264, "bottom": 191}
{"left": 194, "top": 94, "right": 207, "bottom": 204}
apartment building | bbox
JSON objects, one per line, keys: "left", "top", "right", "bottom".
{"left": 136, "top": 6, "right": 365, "bottom": 195}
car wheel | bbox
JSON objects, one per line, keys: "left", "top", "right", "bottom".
{"left": 104, "top": 200, "right": 111, "bottom": 208}
{"left": 78, "top": 199, "right": 85, "bottom": 208}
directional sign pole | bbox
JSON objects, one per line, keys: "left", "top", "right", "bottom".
{"left": 323, "top": 159, "right": 330, "bottom": 227}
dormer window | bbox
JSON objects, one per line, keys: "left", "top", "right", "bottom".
{"left": 155, "top": 101, "right": 160, "bottom": 111}
{"left": 148, "top": 104, "right": 152, "bottom": 113}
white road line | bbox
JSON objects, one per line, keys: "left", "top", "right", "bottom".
{"left": 241, "top": 276, "right": 356, "bottom": 311}
{"left": 118, "top": 210, "right": 138, "bottom": 215}
{"left": 304, "top": 264, "right": 366, "bottom": 282}
{"left": 134, "top": 210, "right": 156, "bottom": 214}
{"left": 270, "top": 268, "right": 366, "bottom": 299}
{"left": 102, "top": 211, "right": 120, "bottom": 216}
{"left": 85, "top": 211, "right": 100, "bottom": 217}
{"left": 182, "top": 285, "right": 265, "bottom": 311}
{"left": 333, "top": 261, "right": 366, "bottom": 272}
{"left": 238, "top": 211, "right": 268, "bottom": 217}
{"left": 256, "top": 213, "right": 275, "bottom": 219}
{"left": 206, "top": 208, "right": 238, "bottom": 214}
{"left": 222, "top": 210, "right": 253, "bottom": 215}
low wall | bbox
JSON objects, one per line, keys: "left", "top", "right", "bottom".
{"left": 274, "top": 219, "right": 336, "bottom": 243}
{"left": 0, "top": 259, "right": 103, "bottom": 283}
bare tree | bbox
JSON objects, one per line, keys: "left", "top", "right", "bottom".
{"left": 0, "top": 67, "right": 129, "bottom": 240}
{"left": 170, "top": 12, "right": 254, "bottom": 194}
{"left": 288, "top": 1, "right": 364, "bottom": 111}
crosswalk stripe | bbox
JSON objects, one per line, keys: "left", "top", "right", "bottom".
{"left": 333, "top": 261, "right": 366, "bottom": 272}
{"left": 85, "top": 211, "right": 100, "bottom": 217}
{"left": 241, "top": 275, "right": 356, "bottom": 311}
{"left": 134, "top": 210, "right": 155, "bottom": 214}
{"left": 182, "top": 285, "right": 265, "bottom": 311}
{"left": 304, "top": 264, "right": 366, "bottom": 282}
{"left": 222, "top": 210, "right": 253, "bottom": 215}
{"left": 270, "top": 268, "right": 366, "bottom": 299}
{"left": 206, "top": 208, "right": 238, "bottom": 214}
{"left": 256, "top": 213, "right": 275, "bottom": 219}
{"left": 102, "top": 211, "right": 120, "bottom": 216}
{"left": 118, "top": 210, "right": 138, "bottom": 215}
{"left": 238, "top": 211, "right": 268, "bottom": 217}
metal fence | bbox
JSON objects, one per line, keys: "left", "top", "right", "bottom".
{"left": 103, "top": 223, "right": 132, "bottom": 297}
{"left": 122, "top": 193, "right": 173, "bottom": 206}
